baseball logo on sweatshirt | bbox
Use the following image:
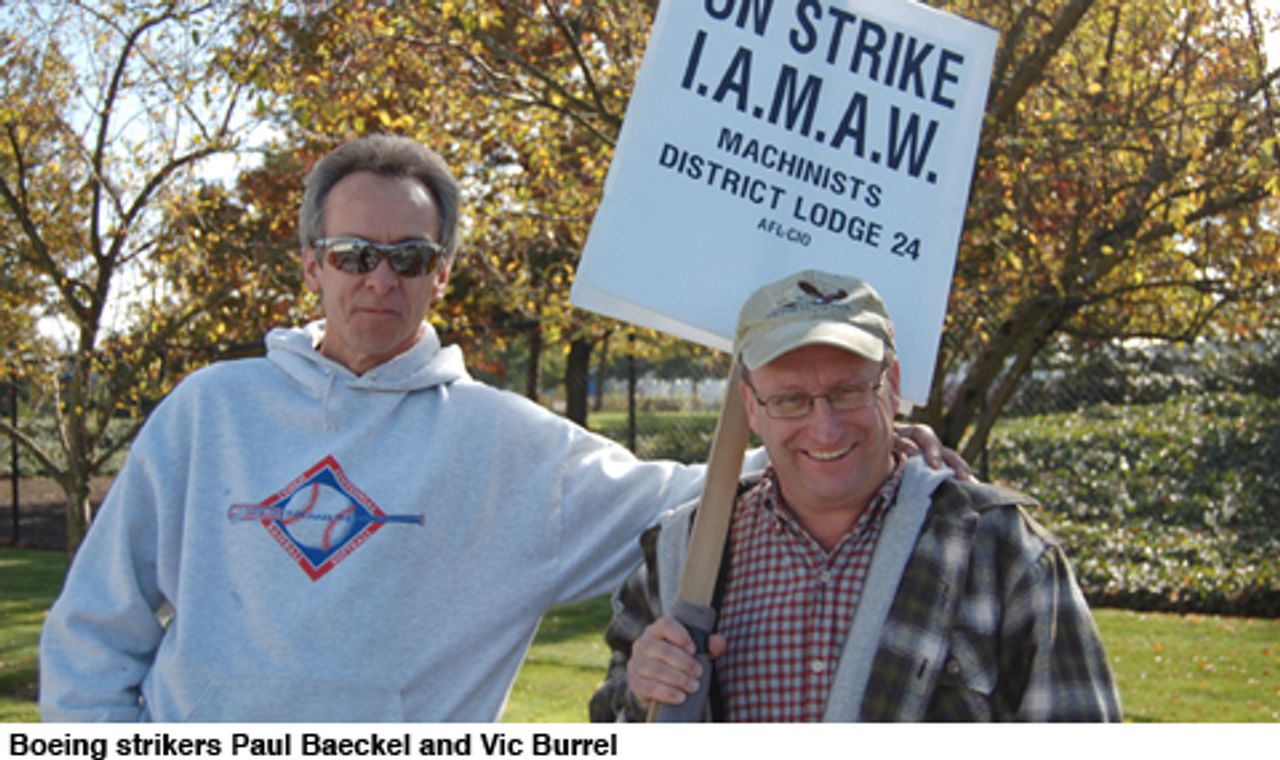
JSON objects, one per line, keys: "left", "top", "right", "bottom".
{"left": 227, "top": 455, "right": 425, "bottom": 580}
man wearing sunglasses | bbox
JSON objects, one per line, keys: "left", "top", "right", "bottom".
{"left": 40, "top": 136, "right": 962, "bottom": 722}
{"left": 592, "top": 270, "right": 1121, "bottom": 722}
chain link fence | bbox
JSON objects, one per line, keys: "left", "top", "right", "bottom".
{"left": 469, "top": 329, "right": 735, "bottom": 464}
{"left": 5, "top": 329, "right": 1277, "bottom": 547}
{"left": 1004, "top": 339, "right": 1278, "bottom": 416}
{"left": 476, "top": 327, "right": 1279, "bottom": 465}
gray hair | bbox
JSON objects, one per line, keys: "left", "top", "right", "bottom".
{"left": 298, "top": 134, "right": 461, "bottom": 260}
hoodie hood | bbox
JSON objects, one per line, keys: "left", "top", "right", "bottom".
{"left": 265, "top": 320, "right": 468, "bottom": 395}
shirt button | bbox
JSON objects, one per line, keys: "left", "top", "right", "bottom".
{"left": 810, "top": 659, "right": 826, "bottom": 673}
{"left": 819, "top": 570, "right": 832, "bottom": 584}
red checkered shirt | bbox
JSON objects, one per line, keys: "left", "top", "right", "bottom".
{"left": 715, "top": 454, "right": 907, "bottom": 722}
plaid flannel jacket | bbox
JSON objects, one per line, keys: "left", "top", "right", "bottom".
{"left": 589, "top": 470, "right": 1122, "bottom": 722}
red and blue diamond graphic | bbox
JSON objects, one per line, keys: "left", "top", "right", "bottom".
{"left": 227, "top": 455, "right": 424, "bottom": 581}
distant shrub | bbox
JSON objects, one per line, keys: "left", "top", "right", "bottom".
{"left": 990, "top": 392, "right": 1280, "bottom": 617}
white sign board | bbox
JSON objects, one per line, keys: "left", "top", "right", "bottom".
{"left": 571, "top": 0, "right": 998, "bottom": 404}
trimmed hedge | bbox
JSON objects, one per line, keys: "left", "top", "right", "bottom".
{"left": 989, "top": 392, "right": 1280, "bottom": 617}
{"left": 590, "top": 393, "right": 1280, "bottom": 617}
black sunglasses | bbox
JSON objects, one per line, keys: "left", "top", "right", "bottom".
{"left": 313, "top": 237, "right": 445, "bottom": 277}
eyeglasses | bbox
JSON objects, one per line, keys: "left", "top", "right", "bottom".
{"left": 745, "top": 371, "right": 885, "bottom": 419}
{"left": 313, "top": 237, "right": 445, "bottom": 277}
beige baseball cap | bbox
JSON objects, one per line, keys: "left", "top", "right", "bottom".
{"left": 734, "top": 270, "right": 896, "bottom": 371}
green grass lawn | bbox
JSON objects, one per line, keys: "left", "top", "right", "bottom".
{"left": 3, "top": 547, "right": 1276, "bottom": 722}
{"left": 0, "top": 547, "right": 65, "bottom": 722}
{"left": 502, "top": 596, "right": 615, "bottom": 722}
{"left": 1094, "top": 608, "right": 1278, "bottom": 722}
{"left": 509, "top": 601, "right": 1280, "bottom": 722}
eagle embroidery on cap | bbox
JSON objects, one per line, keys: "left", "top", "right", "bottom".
{"left": 769, "top": 280, "right": 850, "bottom": 318}
{"left": 797, "top": 280, "right": 849, "bottom": 304}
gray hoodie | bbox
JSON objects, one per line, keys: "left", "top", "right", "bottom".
{"left": 40, "top": 322, "right": 717, "bottom": 721}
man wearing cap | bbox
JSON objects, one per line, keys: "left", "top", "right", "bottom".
{"left": 590, "top": 270, "right": 1121, "bottom": 722}
{"left": 41, "top": 137, "right": 960, "bottom": 723}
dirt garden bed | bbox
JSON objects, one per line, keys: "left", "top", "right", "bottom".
{"left": 0, "top": 476, "right": 113, "bottom": 550}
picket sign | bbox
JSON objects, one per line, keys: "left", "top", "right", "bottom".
{"left": 570, "top": 0, "right": 999, "bottom": 721}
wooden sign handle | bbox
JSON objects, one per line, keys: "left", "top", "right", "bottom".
{"left": 649, "top": 359, "right": 750, "bottom": 721}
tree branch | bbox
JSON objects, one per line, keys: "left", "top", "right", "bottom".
{"left": 0, "top": 127, "right": 88, "bottom": 323}
{"left": 988, "top": 0, "right": 1097, "bottom": 125}
{"left": 449, "top": 13, "right": 622, "bottom": 143}
{"left": 88, "top": 6, "right": 173, "bottom": 268}
{"left": 0, "top": 415, "right": 62, "bottom": 482}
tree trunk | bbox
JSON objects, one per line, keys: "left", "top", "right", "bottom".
{"left": 958, "top": 331, "right": 1049, "bottom": 462}
{"left": 593, "top": 330, "right": 612, "bottom": 413}
{"left": 62, "top": 343, "right": 96, "bottom": 557}
{"left": 564, "top": 336, "right": 594, "bottom": 426}
{"left": 627, "top": 335, "right": 637, "bottom": 452}
{"left": 937, "top": 293, "right": 1065, "bottom": 447}
{"left": 64, "top": 480, "right": 93, "bottom": 559}
{"left": 525, "top": 323, "right": 542, "bottom": 403}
